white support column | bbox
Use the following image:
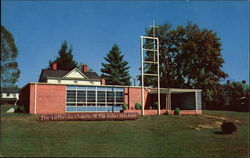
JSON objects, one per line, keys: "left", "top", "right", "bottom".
{"left": 34, "top": 83, "right": 37, "bottom": 114}
{"left": 166, "top": 92, "right": 170, "bottom": 110}
{"left": 86, "top": 90, "right": 88, "bottom": 106}
{"left": 141, "top": 36, "right": 145, "bottom": 116}
{"left": 157, "top": 38, "right": 160, "bottom": 115}
{"left": 169, "top": 92, "right": 171, "bottom": 114}
{"left": 114, "top": 90, "right": 116, "bottom": 107}
{"left": 105, "top": 88, "right": 107, "bottom": 107}
{"left": 195, "top": 90, "right": 198, "bottom": 114}
{"left": 95, "top": 87, "right": 97, "bottom": 111}
{"left": 76, "top": 88, "right": 78, "bottom": 112}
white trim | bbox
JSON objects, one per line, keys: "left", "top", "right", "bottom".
{"left": 75, "top": 89, "right": 77, "bottom": 106}
{"left": 195, "top": 90, "right": 198, "bottom": 114}
{"left": 62, "top": 68, "right": 89, "bottom": 79}
{"left": 105, "top": 89, "right": 107, "bottom": 106}
{"left": 157, "top": 37, "right": 160, "bottom": 115}
{"left": 95, "top": 87, "right": 97, "bottom": 111}
{"left": 170, "top": 88, "right": 202, "bottom": 93}
{"left": 34, "top": 83, "right": 37, "bottom": 114}
{"left": 169, "top": 92, "right": 171, "bottom": 111}
{"left": 140, "top": 36, "right": 144, "bottom": 116}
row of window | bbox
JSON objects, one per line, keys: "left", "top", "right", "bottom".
{"left": 66, "top": 86, "right": 124, "bottom": 107}
{"left": 67, "top": 85, "right": 123, "bottom": 91}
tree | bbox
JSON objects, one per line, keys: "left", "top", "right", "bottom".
{"left": 227, "top": 82, "right": 249, "bottom": 106}
{"left": 211, "top": 81, "right": 249, "bottom": 111}
{"left": 101, "top": 44, "right": 131, "bottom": 85}
{"left": 1, "top": 25, "right": 20, "bottom": 88}
{"left": 77, "top": 62, "right": 94, "bottom": 72}
{"left": 49, "top": 41, "right": 77, "bottom": 70}
{"left": 139, "top": 22, "right": 227, "bottom": 106}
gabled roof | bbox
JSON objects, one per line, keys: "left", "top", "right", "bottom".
{"left": 62, "top": 68, "right": 88, "bottom": 79}
{"left": 38, "top": 68, "right": 100, "bottom": 82}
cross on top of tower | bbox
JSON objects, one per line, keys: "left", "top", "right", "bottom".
{"left": 149, "top": 20, "right": 159, "bottom": 39}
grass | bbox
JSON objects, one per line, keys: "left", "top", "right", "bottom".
{"left": 0, "top": 105, "right": 249, "bottom": 157}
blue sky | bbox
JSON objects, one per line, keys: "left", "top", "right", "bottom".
{"left": 2, "top": 1, "right": 249, "bottom": 87}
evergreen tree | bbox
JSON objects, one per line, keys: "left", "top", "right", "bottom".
{"left": 49, "top": 41, "right": 77, "bottom": 70}
{"left": 101, "top": 44, "right": 131, "bottom": 85}
{"left": 1, "top": 25, "right": 20, "bottom": 88}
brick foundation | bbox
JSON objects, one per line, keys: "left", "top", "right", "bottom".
{"left": 124, "top": 110, "right": 202, "bottom": 116}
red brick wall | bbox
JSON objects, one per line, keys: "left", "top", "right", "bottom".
{"left": 29, "top": 84, "right": 35, "bottom": 114}
{"left": 36, "top": 84, "right": 66, "bottom": 114}
{"left": 20, "top": 83, "right": 66, "bottom": 114}
{"left": 124, "top": 87, "right": 150, "bottom": 110}
{"left": 19, "top": 84, "right": 31, "bottom": 113}
{"left": 20, "top": 84, "right": 202, "bottom": 115}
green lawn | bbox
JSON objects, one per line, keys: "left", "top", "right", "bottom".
{"left": 0, "top": 105, "right": 249, "bottom": 157}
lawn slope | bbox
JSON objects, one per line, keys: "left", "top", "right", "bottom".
{"left": 1, "top": 106, "right": 249, "bottom": 157}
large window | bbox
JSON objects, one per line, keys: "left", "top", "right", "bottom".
{"left": 66, "top": 86, "right": 124, "bottom": 112}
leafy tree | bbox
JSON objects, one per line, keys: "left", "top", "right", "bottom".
{"left": 209, "top": 83, "right": 228, "bottom": 109}
{"left": 227, "top": 82, "right": 249, "bottom": 106}
{"left": 211, "top": 82, "right": 249, "bottom": 111}
{"left": 49, "top": 41, "right": 78, "bottom": 70}
{"left": 101, "top": 44, "right": 131, "bottom": 85}
{"left": 1, "top": 25, "right": 20, "bottom": 88}
{"left": 138, "top": 22, "right": 227, "bottom": 106}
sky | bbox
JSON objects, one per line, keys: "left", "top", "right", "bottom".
{"left": 1, "top": 0, "right": 249, "bottom": 87}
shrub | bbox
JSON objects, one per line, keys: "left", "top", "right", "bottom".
{"left": 174, "top": 108, "right": 180, "bottom": 115}
{"left": 135, "top": 103, "right": 142, "bottom": 110}
{"left": 15, "top": 105, "right": 26, "bottom": 113}
{"left": 153, "top": 102, "right": 158, "bottom": 109}
{"left": 122, "top": 104, "right": 128, "bottom": 110}
{"left": 165, "top": 111, "right": 169, "bottom": 115}
{"left": 221, "top": 122, "right": 237, "bottom": 134}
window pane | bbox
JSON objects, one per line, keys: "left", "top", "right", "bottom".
{"left": 77, "top": 90, "right": 86, "bottom": 102}
{"left": 107, "top": 91, "right": 114, "bottom": 102}
{"left": 67, "top": 85, "right": 77, "bottom": 90}
{"left": 86, "top": 86, "right": 96, "bottom": 90}
{"left": 87, "top": 103, "right": 96, "bottom": 106}
{"left": 97, "top": 103, "right": 106, "bottom": 106}
{"left": 87, "top": 91, "right": 96, "bottom": 102}
{"left": 67, "top": 103, "right": 76, "bottom": 106}
{"left": 97, "top": 91, "right": 105, "bottom": 102}
{"left": 113, "top": 87, "right": 123, "bottom": 91}
{"left": 67, "top": 90, "right": 76, "bottom": 102}
{"left": 77, "top": 86, "right": 86, "bottom": 90}
{"left": 97, "top": 87, "right": 106, "bottom": 91}
{"left": 115, "top": 92, "right": 124, "bottom": 102}
{"left": 77, "top": 103, "right": 84, "bottom": 106}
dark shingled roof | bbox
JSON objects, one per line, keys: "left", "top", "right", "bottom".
{"left": 1, "top": 87, "right": 20, "bottom": 93}
{"left": 83, "top": 72, "right": 100, "bottom": 79}
{"left": 39, "top": 69, "right": 69, "bottom": 82}
{"left": 38, "top": 69, "right": 100, "bottom": 82}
